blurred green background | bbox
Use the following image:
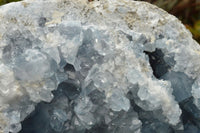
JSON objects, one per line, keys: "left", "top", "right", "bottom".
{"left": 0, "top": 0, "right": 200, "bottom": 43}
{"left": 0, "top": 0, "right": 20, "bottom": 5}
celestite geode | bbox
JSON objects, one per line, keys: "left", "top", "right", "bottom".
{"left": 0, "top": 0, "right": 200, "bottom": 132}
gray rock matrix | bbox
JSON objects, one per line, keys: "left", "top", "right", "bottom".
{"left": 0, "top": 0, "right": 200, "bottom": 132}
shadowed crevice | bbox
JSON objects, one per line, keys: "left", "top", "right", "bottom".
{"left": 144, "top": 48, "right": 171, "bottom": 78}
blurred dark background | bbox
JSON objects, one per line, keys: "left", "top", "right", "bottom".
{"left": 0, "top": 0, "right": 20, "bottom": 5}
{"left": 0, "top": 0, "right": 200, "bottom": 43}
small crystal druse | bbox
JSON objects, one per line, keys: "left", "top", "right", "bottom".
{"left": 0, "top": 0, "right": 200, "bottom": 132}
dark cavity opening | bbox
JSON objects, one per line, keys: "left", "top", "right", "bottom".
{"left": 64, "top": 63, "right": 76, "bottom": 72}
{"left": 55, "top": 79, "right": 81, "bottom": 101}
{"left": 179, "top": 97, "right": 200, "bottom": 129}
{"left": 144, "top": 49, "right": 194, "bottom": 103}
{"left": 20, "top": 78, "right": 81, "bottom": 133}
{"left": 144, "top": 48, "right": 171, "bottom": 78}
{"left": 19, "top": 102, "right": 53, "bottom": 133}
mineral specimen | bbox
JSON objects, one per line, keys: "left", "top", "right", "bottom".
{"left": 0, "top": 0, "right": 200, "bottom": 132}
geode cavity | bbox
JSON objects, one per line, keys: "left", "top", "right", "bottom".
{"left": 0, "top": 0, "right": 200, "bottom": 133}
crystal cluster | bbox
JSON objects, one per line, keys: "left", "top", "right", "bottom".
{"left": 0, "top": 0, "right": 200, "bottom": 132}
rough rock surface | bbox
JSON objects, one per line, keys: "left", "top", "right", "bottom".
{"left": 0, "top": 0, "right": 200, "bottom": 132}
